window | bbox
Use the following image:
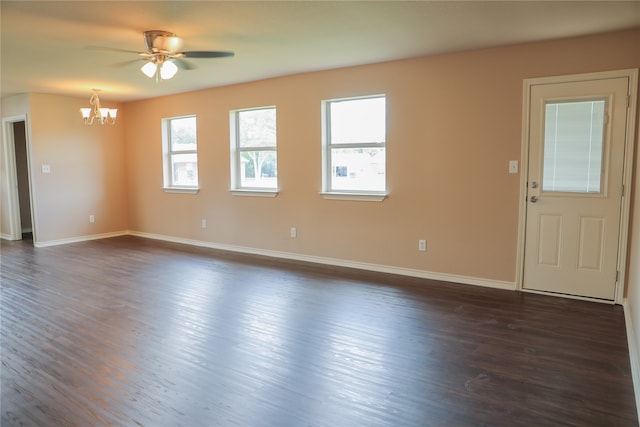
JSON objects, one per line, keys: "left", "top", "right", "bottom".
{"left": 543, "top": 100, "right": 606, "bottom": 193}
{"left": 230, "top": 106, "right": 277, "bottom": 193}
{"left": 322, "top": 95, "right": 386, "bottom": 198}
{"left": 162, "top": 116, "right": 198, "bottom": 192}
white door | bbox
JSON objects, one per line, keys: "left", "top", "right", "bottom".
{"left": 523, "top": 75, "right": 631, "bottom": 301}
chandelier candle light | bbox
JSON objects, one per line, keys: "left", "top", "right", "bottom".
{"left": 80, "top": 90, "right": 117, "bottom": 125}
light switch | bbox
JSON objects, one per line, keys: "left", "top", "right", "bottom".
{"left": 42, "top": 164, "right": 51, "bottom": 174}
{"left": 508, "top": 160, "right": 518, "bottom": 174}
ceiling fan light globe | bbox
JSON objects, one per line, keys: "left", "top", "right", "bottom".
{"left": 141, "top": 61, "right": 157, "bottom": 78}
{"left": 161, "top": 61, "right": 178, "bottom": 80}
{"left": 165, "top": 36, "right": 182, "bottom": 52}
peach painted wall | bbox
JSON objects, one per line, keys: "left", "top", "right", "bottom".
{"left": 28, "top": 93, "right": 127, "bottom": 243}
{"left": 125, "top": 29, "right": 640, "bottom": 284}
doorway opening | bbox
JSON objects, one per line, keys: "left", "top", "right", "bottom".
{"left": 3, "top": 116, "right": 34, "bottom": 243}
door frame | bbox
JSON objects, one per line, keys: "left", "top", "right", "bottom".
{"left": 516, "top": 69, "right": 638, "bottom": 304}
{"left": 2, "top": 114, "right": 36, "bottom": 242}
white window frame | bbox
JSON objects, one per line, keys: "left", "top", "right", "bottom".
{"left": 321, "top": 94, "right": 387, "bottom": 202}
{"left": 161, "top": 115, "right": 199, "bottom": 194}
{"left": 229, "top": 106, "right": 278, "bottom": 197}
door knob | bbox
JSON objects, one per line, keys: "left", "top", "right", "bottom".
{"left": 530, "top": 196, "right": 538, "bottom": 203}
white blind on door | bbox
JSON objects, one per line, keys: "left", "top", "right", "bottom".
{"left": 543, "top": 100, "right": 605, "bottom": 193}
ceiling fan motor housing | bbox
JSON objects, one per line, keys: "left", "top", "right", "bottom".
{"left": 144, "top": 30, "right": 182, "bottom": 53}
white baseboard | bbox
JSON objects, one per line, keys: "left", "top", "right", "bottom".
{"left": 0, "top": 233, "right": 15, "bottom": 240}
{"left": 21, "top": 229, "right": 517, "bottom": 291}
{"left": 34, "top": 231, "right": 129, "bottom": 248}
{"left": 129, "top": 231, "right": 516, "bottom": 291}
{"left": 623, "top": 299, "right": 640, "bottom": 422}
{"left": 29, "top": 229, "right": 515, "bottom": 290}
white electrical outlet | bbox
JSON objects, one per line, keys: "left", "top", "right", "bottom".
{"left": 201, "top": 219, "right": 207, "bottom": 229}
{"left": 89, "top": 215, "right": 95, "bottom": 223}
{"left": 42, "top": 164, "right": 51, "bottom": 174}
{"left": 290, "top": 227, "right": 297, "bottom": 238}
{"left": 509, "top": 160, "right": 519, "bottom": 174}
{"left": 418, "top": 239, "right": 426, "bottom": 252}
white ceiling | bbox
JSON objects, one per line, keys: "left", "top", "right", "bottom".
{"left": 2, "top": 1, "right": 639, "bottom": 102}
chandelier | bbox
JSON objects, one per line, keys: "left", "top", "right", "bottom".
{"left": 80, "top": 90, "right": 117, "bottom": 125}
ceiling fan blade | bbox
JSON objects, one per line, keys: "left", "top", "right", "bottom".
{"left": 173, "top": 58, "right": 196, "bottom": 70}
{"left": 111, "top": 58, "right": 144, "bottom": 68}
{"left": 183, "top": 51, "right": 235, "bottom": 59}
{"left": 85, "top": 45, "right": 146, "bottom": 55}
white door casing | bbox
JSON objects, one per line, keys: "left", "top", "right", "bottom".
{"left": 518, "top": 69, "right": 638, "bottom": 303}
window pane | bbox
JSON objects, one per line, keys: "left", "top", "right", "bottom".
{"left": 330, "top": 97, "right": 385, "bottom": 144}
{"left": 170, "top": 116, "right": 197, "bottom": 152}
{"left": 240, "top": 151, "right": 277, "bottom": 188}
{"left": 171, "top": 153, "right": 198, "bottom": 186}
{"left": 543, "top": 100, "right": 605, "bottom": 193}
{"left": 330, "top": 147, "right": 385, "bottom": 192}
{"left": 239, "top": 108, "right": 276, "bottom": 148}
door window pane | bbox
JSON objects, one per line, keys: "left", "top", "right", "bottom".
{"left": 543, "top": 100, "right": 605, "bottom": 193}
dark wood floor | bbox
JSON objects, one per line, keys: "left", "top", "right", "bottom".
{"left": 1, "top": 236, "right": 637, "bottom": 426}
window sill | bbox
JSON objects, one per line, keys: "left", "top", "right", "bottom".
{"left": 230, "top": 189, "right": 279, "bottom": 198}
{"left": 320, "top": 192, "right": 387, "bottom": 202}
{"left": 162, "top": 187, "right": 200, "bottom": 195}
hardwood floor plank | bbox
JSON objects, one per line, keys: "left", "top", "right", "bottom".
{"left": 1, "top": 236, "right": 637, "bottom": 426}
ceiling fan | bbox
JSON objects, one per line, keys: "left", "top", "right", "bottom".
{"left": 100, "top": 30, "right": 234, "bottom": 83}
